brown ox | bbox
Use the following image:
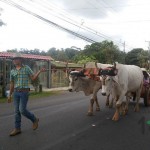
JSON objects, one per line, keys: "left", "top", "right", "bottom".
{"left": 68, "top": 70, "right": 111, "bottom": 116}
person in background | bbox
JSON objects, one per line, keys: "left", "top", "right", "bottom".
{"left": 0, "top": 73, "right": 3, "bottom": 85}
{"left": 7, "top": 53, "right": 46, "bottom": 136}
{"left": 141, "top": 68, "right": 150, "bottom": 87}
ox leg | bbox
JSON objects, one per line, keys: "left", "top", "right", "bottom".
{"left": 120, "top": 101, "right": 127, "bottom": 116}
{"left": 124, "top": 96, "right": 130, "bottom": 114}
{"left": 112, "top": 104, "right": 120, "bottom": 121}
{"left": 106, "top": 94, "right": 110, "bottom": 106}
{"left": 134, "top": 90, "right": 141, "bottom": 112}
{"left": 112, "top": 94, "right": 125, "bottom": 121}
{"left": 95, "top": 96, "right": 100, "bottom": 111}
{"left": 87, "top": 98, "right": 94, "bottom": 116}
{"left": 120, "top": 96, "right": 130, "bottom": 116}
{"left": 109, "top": 97, "right": 114, "bottom": 108}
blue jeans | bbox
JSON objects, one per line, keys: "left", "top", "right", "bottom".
{"left": 13, "top": 91, "right": 36, "bottom": 129}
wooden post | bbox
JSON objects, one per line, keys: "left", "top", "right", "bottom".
{"left": 47, "top": 60, "right": 51, "bottom": 88}
{"left": 2, "top": 58, "right": 6, "bottom": 97}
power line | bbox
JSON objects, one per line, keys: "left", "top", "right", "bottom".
{"left": 0, "top": 0, "right": 134, "bottom": 50}
{"left": 18, "top": 0, "right": 130, "bottom": 48}
{"left": 18, "top": 0, "right": 124, "bottom": 46}
{"left": 0, "top": 0, "right": 97, "bottom": 43}
{"left": 23, "top": 0, "right": 116, "bottom": 41}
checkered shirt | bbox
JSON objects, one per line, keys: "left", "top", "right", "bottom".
{"left": 10, "top": 65, "right": 34, "bottom": 89}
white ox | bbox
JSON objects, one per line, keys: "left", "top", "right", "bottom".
{"left": 100, "top": 63, "right": 143, "bottom": 121}
{"left": 68, "top": 63, "right": 112, "bottom": 116}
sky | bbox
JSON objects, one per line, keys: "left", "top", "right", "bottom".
{"left": 1, "top": 0, "right": 150, "bottom": 52}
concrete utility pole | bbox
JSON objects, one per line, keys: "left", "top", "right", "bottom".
{"left": 145, "top": 41, "right": 150, "bottom": 70}
{"left": 123, "top": 41, "right": 125, "bottom": 53}
{"left": 123, "top": 41, "right": 125, "bottom": 64}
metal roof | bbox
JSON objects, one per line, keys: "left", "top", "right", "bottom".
{"left": 0, "top": 52, "right": 53, "bottom": 61}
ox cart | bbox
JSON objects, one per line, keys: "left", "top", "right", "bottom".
{"left": 140, "top": 68, "right": 150, "bottom": 106}
{"left": 129, "top": 68, "right": 150, "bottom": 107}
{"left": 83, "top": 62, "right": 150, "bottom": 107}
{"left": 141, "top": 83, "right": 150, "bottom": 106}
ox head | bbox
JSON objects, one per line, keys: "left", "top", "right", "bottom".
{"left": 68, "top": 70, "right": 86, "bottom": 92}
{"left": 99, "top": 64, "right": 118, "bottom": 96}
{"left": 100, "top": 76, "right": 119, "bottom": 96}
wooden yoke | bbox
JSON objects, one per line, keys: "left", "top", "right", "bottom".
{"left": 83, "top": 62, "right": 100, "bottom": 81}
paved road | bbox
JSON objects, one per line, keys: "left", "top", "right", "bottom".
{"left": 0, "top": 91, "right": 150, "bottom": 150}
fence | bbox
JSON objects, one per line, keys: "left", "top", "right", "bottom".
{"left": 51, "top": 69, "right": 69, "bottom": 88}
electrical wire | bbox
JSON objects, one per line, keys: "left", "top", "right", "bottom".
{"left": 0, "top": 0, "right": 97, "bottom": 43}
{"left": 0, "top": 0, "right": 137, "bottom": 50}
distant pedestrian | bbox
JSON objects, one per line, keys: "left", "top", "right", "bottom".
{"left": 141, "top": 68, "right": 150, "bottom": 87}
{"left": 0, "top": 73, "right": 3, "bottom": 85}
{"left": 7, "top": 53, "right": 46, "bottom": 136}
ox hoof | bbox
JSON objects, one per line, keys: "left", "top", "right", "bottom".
{"left": 134, "top": 107, "right": 140, "bottom": 112}
{"left": 87, "top": 112, "right": 94, "bottom": 116}
{"left": 122, "top": 110, "right": 127, "bottom": 116}
{"left": 112, "top": 112, "right": 119, "bottom": 121}
{"left": 96, "top": 107, "right": 100, "bottom": 111}
{"left": 106, "top": 102, "right": 109, "bottom": 106}
{"left": 109, "top": 104, "right": 113, "bottom": 108}
{"left": 124, "top": 108, "right": 128, "bottom": 115}
{"left": 134, "top": 104, "right": 140, "bottom": 112}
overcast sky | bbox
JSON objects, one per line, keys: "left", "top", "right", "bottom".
{"left": 0, "top": 0, "right": 150, "bottom": 52}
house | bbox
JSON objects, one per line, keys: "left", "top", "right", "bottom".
{"left": 0, "top": 52, "right": 83, "bottom": 97}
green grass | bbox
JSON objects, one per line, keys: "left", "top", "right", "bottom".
{"left": 29, "top": 91, "right": 62, "bottom": 99}
{"left": 0, "top": 91, "right": 62, "bottom": 103}
{"left": 0, "top": 97, "right": 6, "bottom": 103}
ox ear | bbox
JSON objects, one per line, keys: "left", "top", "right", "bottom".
{"left": 113, "top": 62, "right": 118, "bottom": 69}
{"left": 79, "top": 69, "right": 86, "bottom": 76}
{"left": 112, "top": 76, "right": 119, "bottom": 84}
{"left": 83, "top": 63, "right": 86, "bottom": 68}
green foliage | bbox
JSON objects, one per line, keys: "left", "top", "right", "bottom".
{"left": 125, "top": 48, "right": 143, "bottom": 66}
{"left": 80, "top": 40, "right": 122, "bottom": 64}
{"left": 6, "top": 40, "right": 149, "bottom": 67}
{"left": 74, "top": 55, "right": 96, "bottom": 64}
{"left": 47, "top": 47, "right": 80, "bottom": 62}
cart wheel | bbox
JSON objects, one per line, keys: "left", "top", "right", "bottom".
{"left": 144, "top": 88, "right": 150, "bottom": 107}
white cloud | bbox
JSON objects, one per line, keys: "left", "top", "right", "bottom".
{"left": 0, "top": 0, "right": 150, "bottom": 52}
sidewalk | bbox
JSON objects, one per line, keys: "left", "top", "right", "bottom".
{"left": 42, "top": 87, "right": 69, "bottom": 92}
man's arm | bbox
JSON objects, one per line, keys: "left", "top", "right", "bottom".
{"left": 7, "top": 81, "right": 14, "bottom": 103}
{"left": 30, "top": 68, "right": 47, "bottom": 81}
{"left": 9, "top": 81, "right": 14, "bottom": 96}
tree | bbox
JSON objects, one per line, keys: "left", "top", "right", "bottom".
{"left": 125, "top": 48, "right": 143, "bottom": 66}
{"left": 137, "top": 50, "right": 149, "bottom": 68}
{"left": 64, "top": 48, "right": 79, "bottom": 61}
{"left": 47, "top": 48, "right": 58, "bottom": 60}
{"left": 74, "top": 54, "right": 96, "bottom": 64}
{"left": 81, "top": 40, "right": 122, "bottom": 64}
{"left": 0, "top": 8, "right": 6, "bottom": 27}
{"left": 56, "top": 50, "right": 68, "bottom": 61}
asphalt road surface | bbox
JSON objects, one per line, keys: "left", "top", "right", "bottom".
{"left": 0, "top": 91, "right": 150, "bottom": 150}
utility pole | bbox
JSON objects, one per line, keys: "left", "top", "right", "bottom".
{"left": 123, "top": 41, "right": 125, "bottom": 53}
{"left": 145, "top": 41, "right": 150, "bottom": 71}
{"left": 123, "top": 41, "right": 125, "bottom": 64}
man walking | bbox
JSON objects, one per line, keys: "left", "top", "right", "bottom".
{"left": 7, "top": 53, "right": 46, "bottom": 136}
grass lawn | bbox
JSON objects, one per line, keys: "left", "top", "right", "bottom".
{"left": 0, "top": 91, "right": 62, "bottom": 103}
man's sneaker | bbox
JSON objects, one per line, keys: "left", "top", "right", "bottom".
{"left": 10, "top": 128, "right": 21, "bottom": 136}
{"left": 33, "top": 118, "right": 39, "bottom": 130}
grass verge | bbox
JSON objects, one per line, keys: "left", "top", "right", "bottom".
{"left": 0, "top": 91, "right": 63, "bottom": 103}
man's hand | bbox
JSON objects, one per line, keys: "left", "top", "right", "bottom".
{"left": 40, "top": 68, "right": 48, "bottom": 72}
{"left": 7, "top": 96, "right": 12, "bottom": 103}
{"left": 31, "top": 68, "right": 49, "bottom": 81}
